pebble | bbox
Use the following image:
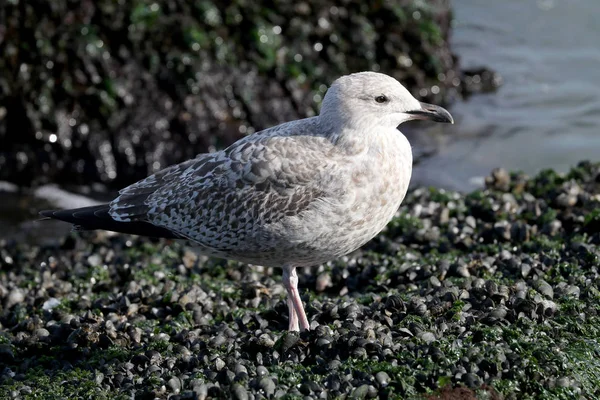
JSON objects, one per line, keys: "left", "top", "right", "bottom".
{"left": 419, "top": 332, "right": 436, "bottom": 344}
{"left": 34, "top": 328, "right": 50, "bottom": 339}
{"left": 231, "top": 383, "right": 248, "bottom": 400}
{"left": 351, "top": 384, "right": 369, "bottom": 399}
{"left": 167, "top": 376, "right": 182, "bottom": 393}
{"left": 42, "top": 298, "right": 61, "bottom": 311}
{"left": 256, "top": 366, "right": 269, "bottom": 377}
{"left": 2, "top": 163, "right": 600, "bottom": 399}
{"left": 534, "top": 279, "right": 554, "bottom": 299}
{"left": 258, "top": 377, "right": 275, "bottom": 397}
{"left": 375, "top": 371, "right": 390, "bottom": 387}
{"left": 5, "top": 289, "right": 24, "bottom": 309}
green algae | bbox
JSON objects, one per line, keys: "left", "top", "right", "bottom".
{"left": 2, "top": 163, "right": 600, "bottom": 398}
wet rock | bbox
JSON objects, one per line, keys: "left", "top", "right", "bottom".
{"left": 555, "top": 193, "right": 577, "bottom": 208}
{"left": 465, "top": 216, "right": 477, "bottom": 229}
{"left": 375, "top": 371, "right": 390, "bottom": 387}
{"left": 256, "top": 366, "right": 269, "bottom": 377}
{"left": 316, "top": 273, "right": 332, "bottom": 292}
{"left": 489, "top": 307, "right": 507, "bottom": 320}
{"left": 493, "top": 220, "right": 511, "bottom": 241}
{"left": 0, "top": 0, "right": 481, "bottom": 189}
{"left": 511, "top": 221, "right": 531, "bottom": 242}
{"left": 0, "top": 344, "right": 15, "bottom": 362}
{"left": 463, "top": 373, "right": 481, "bottom": 388}
{"left": 461, "top": 67, "right": 502, "bottom": 95}
{"left": 485, "top": 168, "right": 511, "bottom": 192}
{"left": 351, "top": 384, "right": 370, "bottom": 399}
{"left": 257, "top": 333, "right": 275, "bottom": 348}
{"left": 258, "top": 377, "right": 276, "bottom": 398}
{"left": 231, "top": 383, "right": 248, "bottom": 400}
{"left": 168, "top": 376, "right": 183, "bottom": 394}
{"left": 534, "top": 280, "right": 554, "bottom": 299}
{"left": 542, "top": 219, "right": 563, "bottom": 236}
{"left": 521, "top": 263, "right": 532, "bottom": 278}
{"left": 5, "top": 288, "right": 24, "bottom": 309}
{"left": 192, "top": 381, "right": 208, "bottom": 400}
{"left": 34, "top": 328, "right": 50, "bottom": 340}
{"left": 42, "top": 298, "right": 61, "bottom": 311}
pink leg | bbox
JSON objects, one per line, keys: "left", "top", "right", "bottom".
{"left": 282, "top": 265, "right": 310, "bottom": 332}
{"left": 287, "top": 297, "right": 299, "bottom": 332}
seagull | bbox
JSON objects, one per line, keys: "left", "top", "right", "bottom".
{"left": 40, "top": 72, "right": 453, "bottom": 332}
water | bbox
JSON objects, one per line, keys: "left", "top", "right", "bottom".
{"left": 413, "top": 0, "right": 600, "bottom": 191}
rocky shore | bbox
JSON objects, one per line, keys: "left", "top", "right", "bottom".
{"left": 0, "top": 0, "right": 498, "bottom": 190}
{"left": 1, "top": 162, "right": 599, "bottom": 399}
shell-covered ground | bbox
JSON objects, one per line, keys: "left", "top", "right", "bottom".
{"left": 1, "top": 162, "right": 600, "bottom": 399}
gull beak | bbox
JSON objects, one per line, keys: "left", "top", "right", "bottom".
{"left": 406, "top": 102, "right": 454, "bottom": 124}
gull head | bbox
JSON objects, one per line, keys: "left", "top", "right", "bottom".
{"left": 320, "top": 71, "right": 453, "bottom": 130}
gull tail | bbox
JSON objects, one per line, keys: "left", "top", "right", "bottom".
{"left": 39, "top": 205, "right": 180, "bottom": 239}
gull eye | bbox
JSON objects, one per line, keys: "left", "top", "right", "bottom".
{"left": 375, "top": 95, "right": 389, "bottom": 104}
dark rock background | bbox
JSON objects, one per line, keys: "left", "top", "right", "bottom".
{"left": 0, "top": 0, "right": 496, "bottom": 190}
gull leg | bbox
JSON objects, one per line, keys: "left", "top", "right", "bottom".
{"left": 282, "top": 265, "right": 310, "bottom": 332}
{"left": 287, "top": 296, "right": 299, "bottom": 332}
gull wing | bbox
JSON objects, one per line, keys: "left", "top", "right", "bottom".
{"left": 108, "top": 132, "right": 341, "bottom": 250}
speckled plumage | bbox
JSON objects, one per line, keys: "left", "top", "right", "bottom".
{"left": 109, "top": 116, "right": 412, "bottom": 268}
{"left": 42, "top": 72, "right": 453, "bottom": 331}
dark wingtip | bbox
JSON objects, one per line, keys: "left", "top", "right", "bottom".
{"left": 36, "top": 205, "right": 180, "bottom": 239}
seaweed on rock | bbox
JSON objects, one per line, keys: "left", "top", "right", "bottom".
{"left": 0, "top": 0, "right": 490, "bottom": 189}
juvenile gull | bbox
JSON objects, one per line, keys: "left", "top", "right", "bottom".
{"left": 40, "top": 72, "right": 453, "bottom": 331}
